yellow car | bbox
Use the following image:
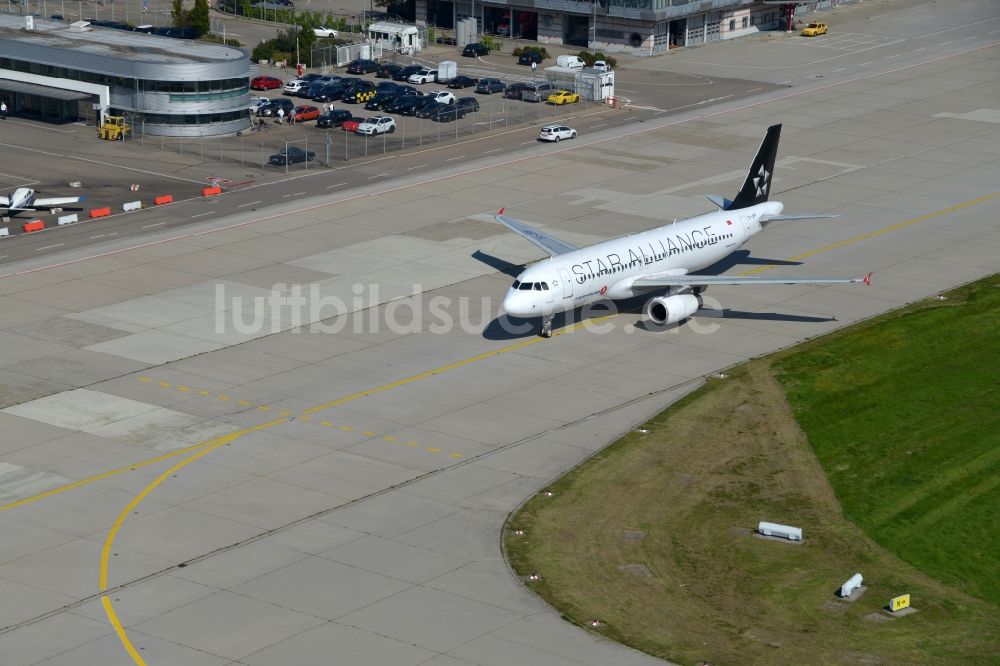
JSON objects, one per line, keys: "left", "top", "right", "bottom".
{"left": 547, "top": 90, "right": 580, "bottom": 105}
{"left": 801, "top": 21, "right": 828, "bottom": 37}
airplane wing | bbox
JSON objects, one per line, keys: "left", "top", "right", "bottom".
{"left": 33, "top": 196, "right": 85, "bottom": 208}
{"left": 632, "top": 272, "right": 872, "bottom": 288}
{"left": 0, "top": 195, "right": 9, "bottom": 207}
{"left": 495, "top": 209, "right": 578, "bottom": 256}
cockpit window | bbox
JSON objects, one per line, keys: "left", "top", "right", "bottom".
{"left": 512, "top": 280, "right": 520, "bottom": 289}
{"left": 518, "top": 282, "right": 533, "bottom": 290}
{"left": 541, "top": 282, "right": 549, "bottom": 290}
{"left": 532, "top": 283, "right": 542, "bottom": 290}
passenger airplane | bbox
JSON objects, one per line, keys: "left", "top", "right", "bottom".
{"left": 496, "top": 124, "right": 871, "bottom": 337}
{"left": 0, "top": 187, "right": 85, "bottom": 214}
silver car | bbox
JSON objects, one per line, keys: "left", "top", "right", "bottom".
{"left": 538, "top": 124, "right": 577, "bottom": 142}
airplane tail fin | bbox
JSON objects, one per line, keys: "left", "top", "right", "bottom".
{"left": 728, "top": 124, "right": 781, "bottom": 210}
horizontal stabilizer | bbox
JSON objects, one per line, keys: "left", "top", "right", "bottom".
{"left": 705, "top": 194, "right": 733, "bottom": 210}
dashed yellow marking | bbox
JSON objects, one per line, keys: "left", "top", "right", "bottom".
{"left": 383, "top": 435, "right": 397, "bottom": 442}
{"left": 300, "top": 415, "right": 313, "bottom": 422}
{"left": 199, "top": 390, "right": 211, "bottom": 396}
{"left": 449, "top": 453, "right": 464, "bottom": 459}
{"left": 320, "top": 420, "right": 333, "bottom": 427}
{"left": 279, "top": 410, "right": 293, "bottom": 417}
{"left": 158, "top": 381, "right": 172, "bottom": 388}
{"left": 176, "top": 386, "right": 190, "bottom": 392}
{"left": 138, "top": 376, "right": 151, "bottom": 383}
{"left": 217, "top": 394, "right": 231, "bottom": 401}
{"left": 238, "top": 400, "right": 252, "bottom": 407}
{"left": 426, "top": 447, "right": 442, "bottom": 453}
{"left": 257, "top": 405, "right": 271, "bottom": 412}
{"left": 404, "top": 441, "right": 419, "bottom": 447}
{"left": 363, "top": 431, "right": 376, "bottom": 437}
{"left": 340, "top": 426, "right": 353, "bottom": 432}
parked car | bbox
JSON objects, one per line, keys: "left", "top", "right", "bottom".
{"left": 250, "top": 75, "right": 282, "bottom": 90}
{"left": 269, "top": 146, "right": 316, "bottom": 165}
{"left": 375, "top": 80, "right": 401, "bottom": 92}
{"left": 475, "top": 78, "right": 506, "bottom": 94}
{"left": 376, "top": 63, "right": 403, "bottom": 79}
{"left": 521, "top": 81, "right": 557, "bottom": 102}
{"left": 347, "top": 58, "right": 380, "bottom": 74}
{"left": 547, "top": 90, "right": 580, "bottom": 105}
{"left": 393, "top": 65, "right": 424, "bottom": 82}
{"left": 556, "top": 55, "right": 585, "bottom": 69}
{"left": 365, "top": 87, "right": 416, "bottom": 110}
{"left": 356, "top": 116, "right": 397, "bottom": 135}
{"left": 517, "top": 50, "right": 543, "bottom": 65}
{"left": 341, "top": 117, "right": 365, "bottom": 132}
{"left": 257, "top": 98, "right": 295, "bottom": 117}
{"left": 538, "top": 124, "right": 576, "bottom": 142}
{"left": 427, "top": 90, "right": 456, "bottom": 105}
{"left": 462, "top": 42, "right": 489, "bottom": 57}
{"left": 316, "top": 109, "right": 354, "bottom": 128}
{"left": 447, "top": 75, "right": 478, "bottom": 89}
{"left": 342, "top": 80, "right": 377, "bottom": 103}
{"left": 504, "top": 82, "right": 530, "bottom": 100}
{"left": 408, "top": 68, "right": 438, "bottom": 84}
{"left": 299, "top": 73, "right": 325, "bottom": 82}
{"left": 301, "top": 78, "right": 335, "bottom": 98}
{"left": 592, "top": 60, "right": 612, "bottom": 72}
{"left": 801, "top": 21, "right": 828, "bottom": 36}
{"left": 283, "top": 79, "right": 308, "bottom": 94}
{"left": 311, "top": 83, "right": 346, "bottom": 103}
{"left": 313, "top": 27, "right": 338, "bottom": 37}
{"left": 398, "top": 96, "right": 438, "bottom": 116}
{"left": 292, "top": 105, "right": 322, "bottom": 121}
{"left": 429, "top": 96, "right": 479, "bottom": 122}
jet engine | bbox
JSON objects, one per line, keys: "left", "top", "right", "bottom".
{"left": 644, "top": 293, "right": 701, "bottom": 325}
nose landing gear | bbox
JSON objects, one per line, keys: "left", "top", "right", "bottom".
{"left": 540, "top": 315, "right": 554, "bottom": 338}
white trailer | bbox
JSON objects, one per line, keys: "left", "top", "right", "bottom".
{"left": 368, "top": 22, "right": 422, "bottom": 55}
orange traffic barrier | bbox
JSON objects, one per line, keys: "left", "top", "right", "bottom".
{"left": 154, "top": 194, "right": 174, "bottom": 206}
{"left": 201, "top": 186, "right": 222, "bottom": 196}
{"left": 22, "top": 220, "right": 45, "bottom": 233}
{"left": 89, "top": 207, "right": 111, "bottom": 218}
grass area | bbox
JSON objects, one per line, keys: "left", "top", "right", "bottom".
{"left": 505, "top": 276, "right": 1000, "bottom": 665}
{"left": 773, "top": 278, "right": 1000, "bottom": 605}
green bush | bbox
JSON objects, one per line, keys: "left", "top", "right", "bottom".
{"left": 577, "top": 50, "right": 617, "bottom": 69}
{"left": 512, "top": 46, "right": 548, "bottom": 59}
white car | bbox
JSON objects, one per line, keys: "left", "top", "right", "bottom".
{"left": 356, "top": 116, "right": 397, "bottom": 135}
{"left": 428, "top": 90, "right": 456, "bottom": 105}
{"left": 538, "top": 124, "right": 577, "bottom": 142}
{"left": 312, "top": 27, "right": 338, "bottom": 38}
{"left": 408, "top": 69, "right": 438, "bottom": 84}
{"left": 283, "top": 79, "right": 307, "bottom": 94}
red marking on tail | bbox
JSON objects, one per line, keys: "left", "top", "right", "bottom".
{"left": 863, "top": 272, "right": 873, "bottom": 286}
{"left": 498, "top": 207, "right": 505, "bottom": 215}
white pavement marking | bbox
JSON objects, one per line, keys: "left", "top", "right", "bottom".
{"left": 860, "top": 61, "right": 874, "bottom": 66}
{"left": 406, "top": 164, "right": 428, "bottom": 170}
{"left": 237, "top": 201, "right": 262, "bottom": 208}
{"left": 191, "top": 212, "right": 214, "bottom": 218}
{"left": 326, "top": 182, "right": 348, "bottom": 188}
{"left": 36, "top": 244, "right": 64, "bottom": 251}
{"left": 483, "top": 148, "right": 502, "bottom": 154}
{"left": 142, "top": 223, "right": 165, "bottom": 229}
{"left": 368, "top": 173, "right": 388, "bottom": 179}
{"left": 887, "top": 54, "right": 900, "bottom": 59}
{"left": 445, "top": 155, "right": 466, "bottom": 162}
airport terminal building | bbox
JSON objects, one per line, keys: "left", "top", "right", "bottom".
{"left": 0, "top": 15, "right": 252, "bottom": 136}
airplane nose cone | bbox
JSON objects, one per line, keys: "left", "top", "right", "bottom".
{"left": 502, "top": 290, "right": 533, "bottom": 317}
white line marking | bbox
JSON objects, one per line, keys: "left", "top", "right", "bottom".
{"left": 777, "top": 80, "right": 792, "bottom": 85}
{"left": 833, "top": 67, "right": 846, "bottom": 72}
{"left": 859, "top": 61, "right": 874, "bottom": 66}
{"left": 36, "top": 243, "right": 64, "bottom": 251}
{"left": 964, "top": 36, "right": 976, "bottom": 40}
{"left": 939, "top": 41, "right": 951, "bottom": 46}
{"left": 591, "top": 123, "right": 607, "bottom": 128}
{"left": 520, "top": 140, "right": 537, "bottom": 145}
{"left": 445, "top": 155, "right": 465, "bottom": 162}
{"left": 483, "top": 148, "right": 502, "bottom": 154}
{"left": 368, "top": 173, "right": 388, "bottom": 179}
{"left": 887, "top": 54, "right": 900, "bottom": 59}
{"left": 142, "top": 223, "right": 165, "bottom": 229}
{"left": 406, "top": 164, "right": 428, "bottom": 170}
{"left": 90, "top": 235, "right": 105, "bottom": 239}
{"left": 191, "top": 212, "right": 214, "bottom": 218}
{"left": 237, "top": 201, "right": 262, "bottom": 208}
{"left": 291, "top": 191, "right": 306, "bottom": 196}
{"left": 914, "top": 47, "right": 927, "bottom": 52}
{"left": 326, "top": 182, "right": 348, "bottom": 188}
{"left": 746, "top": 87, "right": 763, "bottom": 93}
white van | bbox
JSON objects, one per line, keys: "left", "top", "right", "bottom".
{"left": 556, "top": 55, "right": 585, "bottom": 69}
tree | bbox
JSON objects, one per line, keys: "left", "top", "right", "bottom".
{"left": 189, "top": 0, "right": 210, "bottom": 37}
{"left": 171, "top": 0, "right": 186, "bottom": 26}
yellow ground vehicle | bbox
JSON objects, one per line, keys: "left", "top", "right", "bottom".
{"left": 98, "top": 115, "right": 131, "bottom": 140}
{"left": 801, "top": 21, "right": 828, "bottom": 37}
{"left": 547, "top": 90, "right": 580, "bottom": 105}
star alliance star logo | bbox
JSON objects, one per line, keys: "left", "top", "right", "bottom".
{"left": 754, "top": 165, "right": 770, "bottom": 197}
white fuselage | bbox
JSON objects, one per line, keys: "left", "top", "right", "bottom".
{"left": 8, "top": 187, "right": 36, "bottom": 211}
{"left": 502, "top": 201, "right": 783, "bottom": 317}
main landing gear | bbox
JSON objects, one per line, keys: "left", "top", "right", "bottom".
{"left": 540, "top": 315, "right": 554, "bottom": 338}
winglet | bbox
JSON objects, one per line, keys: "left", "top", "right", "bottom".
{"left": 498, "top": 207, "right": 505, "bottom": 215}
{"left": 863, "top": 272, "right": 873, "bottom": 286}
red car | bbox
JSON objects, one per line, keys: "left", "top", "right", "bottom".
{"left": 292, "top": 105, "right": 321, "bottom": 122}
{"left": 251, "top": 75, "right": 283, "bottom": 91}
{"left": 341, "top": 117, "right": 364, "bottom": 132}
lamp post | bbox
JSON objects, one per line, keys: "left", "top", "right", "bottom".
{"left": 591, "top": 0, "right": 597, "bottom": 54}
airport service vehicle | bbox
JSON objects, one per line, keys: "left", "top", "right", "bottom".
{"left": 556, "top": 55, "right": 585, "bottom": 69}
{"left": 537, "top": 124, "right": 576, "bottom": 142}
{"left": 0, "top": 187, "right": 84, "bottom": 213}
{"left": 250, "top": 75, "right": 282, "bottom": 90}
{"left": 342, "top": 80, "right": 377, "bottom": 104}
{"left": 547, "top": 90, "right": 580, "bottom": 105}
{"left": 355, "top": 116, "right": 397, "bottom": 135}
{"left": 98, "top": 115, "right": 131, "bottom": 140}
{"left": 408, "top": 69, "right": 438, "bottom": 84}
{"left": 801, "top": 21, "right": 828, "bottom": 36}
{"left": 495, "top": 124, "right": 872, "bottom": 337}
